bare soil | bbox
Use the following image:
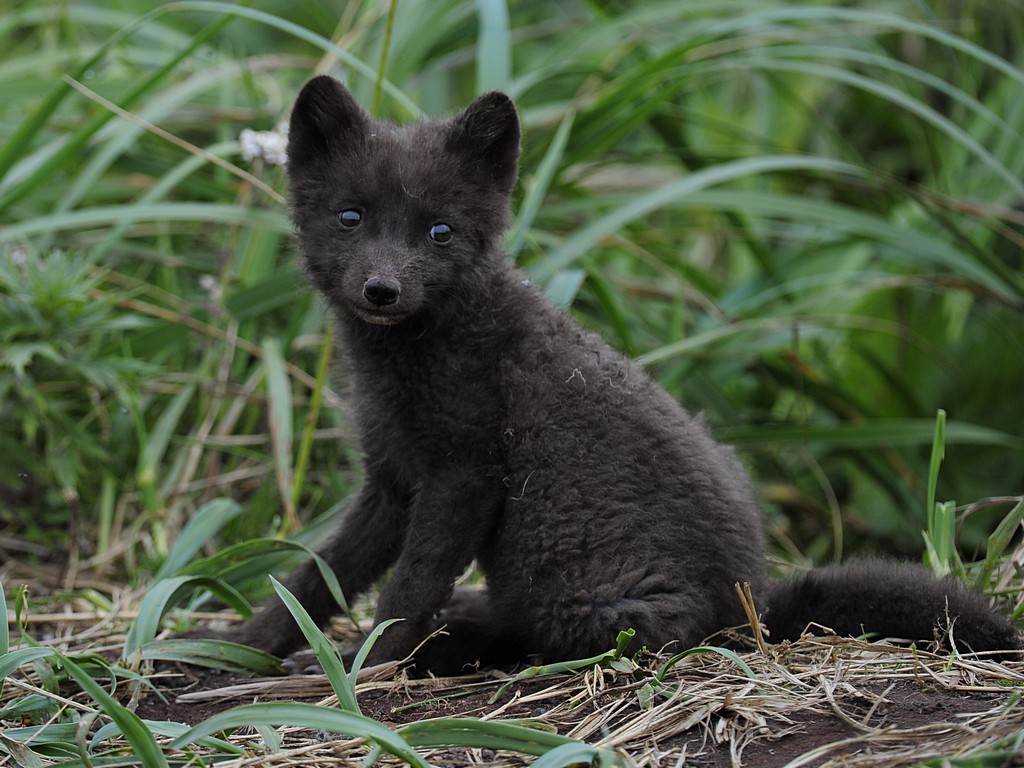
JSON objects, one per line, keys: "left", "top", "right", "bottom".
{"left": 5, "top": 564, "right": 1022, "bottom": 767}
{"left": 132, "top": 639, "right": 1024, "bottom": 767}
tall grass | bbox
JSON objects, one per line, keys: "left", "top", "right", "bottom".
{"left": 2, "top": 0, "right": 1021, "bottom": 585}
{"left": 3, "top": 0, "right": 1022, "bottom": 589}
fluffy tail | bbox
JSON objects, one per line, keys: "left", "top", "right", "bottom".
{"left": 763, "top": 559, "right": 1021, "bottom": 656}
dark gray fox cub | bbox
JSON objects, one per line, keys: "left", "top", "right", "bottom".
{"left": 223, "top": 75, "right": 1019, "bottom": 672}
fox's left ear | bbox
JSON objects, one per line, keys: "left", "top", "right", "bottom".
{"left": 446, "top": 91, "right": 521, "bottom": 193}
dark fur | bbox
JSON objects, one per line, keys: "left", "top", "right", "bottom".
{"left": 223, "top": 76, "right": 1020, "bottom": 672}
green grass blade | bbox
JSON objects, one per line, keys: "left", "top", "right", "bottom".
{"left": 133, "top": 383, "right": 195, "bottom": 516}
{"left": 180, "top": 538, "right": 313, "bottom": 579}
{"left": 291, "top": 325, "right": 333, "bottom": 513}
{"left": 123, "top": 576, "right": 251, "bottom": 662}
{"left": 0, "top": 580, "right": 7, "bottom": 655}
{"left": 975, "top": 497, "right": 1024, "bottom": 591}
{"left": 370, "top": 0, "right": 399, "bottom": 117}
{"left": 140, "top": 638, "right": 284, "bottom": 675}
{"left": 926, "top": 410, "right": 947, "bottom": 538}
{"left": 583, "top": 261, "right": 634, "bottom": 354}
{"left": 0, "top": 4, "right": 242, "bottom": 213}
{"left": 60, "top": 655, "right": 170, "bottom": 768}
{"left": 397, "top": 717, "right": 616, "bottom": 760}
{"left": 533, "top": 156, "right": 863, "bottom": 282}
{"left": 741, "top": 7, "right": 1024, "bottom": 89}
{"left": 716, "top": 419, "right": 1024, "bottom": 450}
{"left": 167, "top": 0, "right": 419, "bottom": 115}
{"left": 0, "top": 647, "right": 57, "bottom": 681}
{"left": 532, "top": 740, "right": 627, "bottom": 768}
{"left": 922, "top": 501, "right": 960, "bottom": 578}
{"left": 543, "top": 269, "right": 586, "bottom": 309}
{"left": 270, "top": 576, "right": 359, "bottom": 713}
{"left": 262, "top": 337, "right": 296, "bottom": 532}
{"left": 491, "top": 629, "right": 635, "bottom": 702}
{"left": 180, "top": 540, "right": 350, "bottom": 619}
{"left": 743, "top": 58, "right": 1024, "bottom": 198}
{"left": 348, "top": 618, "right": 402, "bottom": 692}
{"left": 169, "top": 701, "right": 430, "bottom": 768}
{"left": 153, "top": 498, "right": 243, "bottom": 582}
{"left": 651, "top": 190, "right": 1022, "bottom": 303}
{"left": 0, "top": 723, "right": 79, "bottom": 750}
{"left": 398, "top": 717, "right": 568, "bottom": 752}
{"left": 508, "top": 109, "right": 575, "bottom": 259}
{"left": 475, "top": 0, "right": 511, "bottom": 93}
{"left": 92, "top": 718, "right": 240, "bottom": 754}
{"left": 225, "top": 267, "right": 306, "bottom": 322}
{"left": 761, "top": 44, "right": 1018, "bottom": 142}
{"left": 0, "top": 4, "right": 161, "bottom": 186}
{"left": 0, "top": 53, "right": 104, "bottom": 185}
{"left": 0, "top": 203, "right": 290, "bottom": 242}
{"left": 655, "top": 646, "right": 758, "bottom": 684}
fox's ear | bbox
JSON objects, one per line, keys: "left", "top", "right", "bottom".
{"left": 287, "top": 75, "right": 370, "bottom": 169}
{"left": 446, "top": 91, "right": 521, "bottom": 193}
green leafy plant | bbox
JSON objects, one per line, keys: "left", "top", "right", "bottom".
{"left": 0, "top": 246, "right": 149, "bottom": 534}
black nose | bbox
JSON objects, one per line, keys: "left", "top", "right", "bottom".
{"left": 363, "top": 277, "right": 401, "bottom": 306}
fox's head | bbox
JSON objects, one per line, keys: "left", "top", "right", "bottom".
{"left": 286, "top": 76, "right": 521, "bottom": 329}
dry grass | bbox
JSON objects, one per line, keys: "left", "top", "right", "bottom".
{"left": 5, "top": 596, "right": 1024, "bottom": 767}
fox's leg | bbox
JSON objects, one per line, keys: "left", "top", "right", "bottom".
{"left": 225, "top": 475, "right": 410, "bottom": 657}
{"left": 407, "top": 587, "right": 534, "bottom": 675}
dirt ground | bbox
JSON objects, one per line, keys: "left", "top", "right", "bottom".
{"left": 133, "top": 640, "right": 1024, "bottom": 767}
{"left": 4, "top": 570, "right": 1021, "bottom": 767}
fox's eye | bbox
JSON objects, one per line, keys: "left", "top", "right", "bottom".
{"left": 338, "top": 209, "right": 362, "bottom": 228}
{"left": 429, "top": 223, "right": 453, "bottom": 244}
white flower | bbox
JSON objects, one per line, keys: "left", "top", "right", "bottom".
{"left": 239, "top": 122, "right": 288, "bottom": 166}
{"left": 199, "top": 273, "right": 222, "bottom": 301}
{"left": 8, "top": 243, "right": 29, "bottom": 266}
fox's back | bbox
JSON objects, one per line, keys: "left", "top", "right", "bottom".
{"left": 475, "top": 290, "right": 767, "bottom": 653}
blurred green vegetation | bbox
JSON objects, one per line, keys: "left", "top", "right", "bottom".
{"left": 1, "top": 0, "right": 1022, "bottom": 580}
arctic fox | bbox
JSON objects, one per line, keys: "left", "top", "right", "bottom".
{"left": 221, "top": 76, "right": 1019, "bottom": 673}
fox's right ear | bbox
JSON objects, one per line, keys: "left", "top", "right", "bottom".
{"left": 287, "top": 75, "right": 370, "bottom": 169}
